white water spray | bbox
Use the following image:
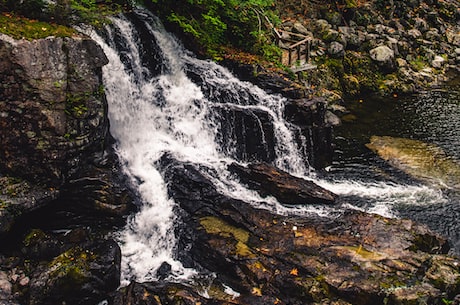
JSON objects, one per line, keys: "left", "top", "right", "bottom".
{"left": 88, "top": 8, "right": 448, "bottom": 284}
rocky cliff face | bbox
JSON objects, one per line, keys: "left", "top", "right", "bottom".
{"left": 0, "top": 33, "right": 135, "bottom": 234}
{"left": 0, "top": 33, "right": 109, "bottom": 185}
{"left": 0, "top": 33, "right": 133, "bottom": 305}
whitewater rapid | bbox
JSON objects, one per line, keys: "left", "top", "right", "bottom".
{"left": 88, "top": 8, "right": 447, "bottom": 284}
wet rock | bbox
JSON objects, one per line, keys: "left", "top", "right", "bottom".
{"left": 28, "top": 239, "right": 121, "bottom": 305}
{"left": 0, "top": 33, "right": 135, "bottom": 237}
{"left": 111, "top": 281, "right": 254, "bottom": 305}
{"left": 0, "top": 32, "right": 134, "bottom": 305}
{"left": 0, "top": 34, "right": 109, "bottom": 186}
{"left": 212, "top": 105, "right": 276, "bottom": 163}
{"left": 0, "top": 178, "right": 59, "bottom": 236}
{"left": 229, "top": 162, "right": 337, "bottom": 205}
{"left": 284, "top": 97, "right": 334, "bottom": 169}
{"left": 159, "top": 156, "right": 460, "bottom": 305}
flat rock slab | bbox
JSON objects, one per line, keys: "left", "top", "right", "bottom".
{"left": 155, "top": 156, "right": 460, "bottom": 305}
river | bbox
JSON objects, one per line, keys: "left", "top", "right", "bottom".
{"left": 324, "top": 85, "right": 460, "bottom": 255}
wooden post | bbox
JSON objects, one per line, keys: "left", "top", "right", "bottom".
{"left": 297, "top": 44, "right": 301, "bottom": 63}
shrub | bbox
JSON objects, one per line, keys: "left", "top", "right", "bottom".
{"left": 148, "top": 0, "right": 279, "bottom": 59}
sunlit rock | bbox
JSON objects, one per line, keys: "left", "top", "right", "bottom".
{"left": 366, "top": 136, "right": 460, "bottom": 189}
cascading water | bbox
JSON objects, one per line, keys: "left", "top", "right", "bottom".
{"left": 89, "top": 8, "right": 316, "bottom": 284}
{"left": 88, "top": 7, "right": 455, "bottom": 284}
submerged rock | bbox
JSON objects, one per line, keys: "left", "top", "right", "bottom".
{"left": 366, "top": 135, "right": 460, "bottom": 189}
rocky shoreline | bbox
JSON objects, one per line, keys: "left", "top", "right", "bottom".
{"left": 222, "top": 0, "right": 460, "bottom": 104}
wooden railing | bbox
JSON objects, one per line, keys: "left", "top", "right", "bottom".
{"left": 273, "top": 29, "right": 313, "bottom": 67}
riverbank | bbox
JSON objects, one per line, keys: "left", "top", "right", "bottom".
{"left": 260, "top": 0, "right": 460, "bottom": 102}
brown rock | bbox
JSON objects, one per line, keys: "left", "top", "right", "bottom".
{"left": 229, "top": 162, "right": 337, "bottom": 205}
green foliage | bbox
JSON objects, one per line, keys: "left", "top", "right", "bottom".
{"left": 149, "top": 0, "right": 277, "bottom": 59}
{"left": 65, "top": 92, "right": 90, "bottom": 118}
{"left": 408, "top": 55, "right": 428, "bottom": 71}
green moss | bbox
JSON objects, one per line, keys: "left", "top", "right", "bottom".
{"left": 0, "top": 13, "right": 75, "bottom": 40}
{"left": 200, "top": 216, "right": 254, "bottom": 257}
{"left": 65, "top": 92, "right": 90, "bottom": 118}
{"left": 409, "top": 56, "right": 428, "bottom": 72}
{"left": 0, "top": 199, "right": 11, "bottom": 209}
{"left": 200, "top": 216, "right": 249, "bottom": 243}
{"left": 23, "top": 229, "right": 47, "bottom": 247}
{"left": 49, "top": 247, "right": 96, "bottom": 286}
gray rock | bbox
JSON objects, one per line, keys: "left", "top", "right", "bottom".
{"left": 292, "top": 22, "right": 311, "bottom": 36}
{"left": 396, "top": 58, "right": 408, "bottom": 67}
{"left": 315, "top": 19, "right": 331, "bottom": 33}
{"left": 425, "top": 28, "right": 440, "bottom": 40}
{"left": 328, "top": 41, "right": 344, "bottom": 57}
{"left": 348, "top": 31, "right": 366, "bottom": 49}
{"left": 325, "top": 110, "right": 341, "bottom": 126}
{"left": 338, "top": 26, "right": 355, "bottom": 36}
{"left": 324, "top": 29, "right": 339, "bottom": 42}
{"left": 414, "top": 17, "right": 429, "bottom": 32}
{"left": 431, "top": 55, "right": 446, "bottom": 68}
{"left": 370, "top": 45, "right": 395, "bottom": 68}
{"left": 407, "top": 28, "right": 423, "bottom": 39}
{"left": 446, "top": 29, "right": 460, "bottom": 47}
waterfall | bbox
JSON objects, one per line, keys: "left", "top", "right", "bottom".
{"left": 88, "top": 8, "right": 448, "bottom": 284}
{"left": 88, "top": 8, "right": 318, "bottom": 284}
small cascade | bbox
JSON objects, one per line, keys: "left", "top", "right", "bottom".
{"left": 88, "top": 7, "right": 453, "bottom": 284}
{"left": 89, "top": 9, "right": 316, "bottom": 284}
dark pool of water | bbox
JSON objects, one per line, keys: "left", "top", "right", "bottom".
{"left": 328, "top": 81, "right": 460, "bottom": 254}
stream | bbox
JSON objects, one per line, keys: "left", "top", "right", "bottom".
{"left": 324, "top": 87, "right": 460, "bottom": 255}
{"left": 89, "top": 7, "right": 460, "bottom": 286}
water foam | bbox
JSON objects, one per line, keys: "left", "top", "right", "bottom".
{"left": 88, "top": 8, "right": 449, "bottom": 284}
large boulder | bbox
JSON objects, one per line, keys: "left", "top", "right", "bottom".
{"left": 0, "top": 33, "right": 135, "bottom": 237}
{"left": 0, "top": 33, "right": 134, "bottom": 305}
{"left": 0, "top": 33, "right": 109, "bottom": 185}
{"left": 0, "top": 228, "right": 121, "bottom": 305}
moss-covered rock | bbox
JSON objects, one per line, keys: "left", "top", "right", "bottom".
{"left": 27, "top": 239, "right": 121, "bottom": 305}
